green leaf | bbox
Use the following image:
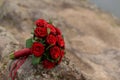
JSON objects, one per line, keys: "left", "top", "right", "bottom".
{"left": 48, "top": 19, "right": 53, "bottom": 24}
{"left": 31, "top": 31, "right": 34, "bottom": 34}
{"left": 26, "top": 38, "right": 33, "bottom": 48}
{"left": 31, "top": 26, "right": 36, "bottom": 34}
{"left": 9, "top": 52, "right": 15, "bottom": 59}
{"left": 47, "top": 28, "right": 51, "bottom": 35}
{"left": 32, "top": 38, "right": 36, "bottom": 42}
{"left": 33, "top": 26, "right": 36, "bottom": 29}
{"left": 43, "top": 52, "right": 55, "bottom": 63}
{"left": 47, "top": 57, "right": 55, "bottom": 63}
{"left": 32, "top": 55, "right": 41, "bottom": 65}
{"left": 34, "top": 37, "right": 38, "bottom": 40}
{"left": 64, "top": 50, "right": 66, "bottom": 55}
{"left": 46, "top": 44, "right": 53, "bottom": 50}
{"left": 55, "top": 57, "right": 60, "bottom": 62}
{"left": 62, "top": 35, "right": 64, "bottom": 38}
{"left": 38, "top": 39, "right": 45, "bottom": 44}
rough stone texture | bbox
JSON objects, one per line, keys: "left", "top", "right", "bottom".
{"left": 0, "top": 26, "right": 20, "bottom": 80}
{"left": 0, "top": 26, "right": 84, "bottom": 80}
{"left": 16, "top": 56, "right": 83, "bottom": 80}
{"left": 0, "top": 0, "right": 120, "bottom": 80}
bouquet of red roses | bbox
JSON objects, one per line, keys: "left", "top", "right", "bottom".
{"left": 10, "top": 19, "right": 65, "bottom": 69}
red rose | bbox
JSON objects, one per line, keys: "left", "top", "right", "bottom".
{"left": 57, "top": 50, "right": 64, "bottom": 64}
{"left": 46, "top": 24, "right": 56, "bottom": 34}
{"left": 46, "top": 34, "right": 57, "bottom": 45}
{"left": 55, "top": 28, "right": 61, "bottom": 35}
{"left": 57, "top": 35, "right": 65, "bottom": 48}
{"left": 35, "top": 19, "right": 47, "bottom": 27}
{"left": 42, "top": 59, "right": 55, "bottom": 69}
{"left": 34, "top": 27, "right": 47, "bottom": 38}
{"left": 50, "top": 46, "right": 60, "bottom": 59}
{"left": 31, "top": 42, "right": 45, "bottom": 57}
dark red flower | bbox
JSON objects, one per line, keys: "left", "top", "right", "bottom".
{"left": 35, "top": 19, "right": 47, "bottom": 27}
{"left": 31, "top": 42, "right": 45, "bottom": 57}
{"left": 57, "top": 35, "right": 65, "bottom": 48}
{"left": 55, "top": 27, "right": 61, "bottom": 35}
{"left": 34, "top": 27, "right": 47, "bottom": 38}
{"left": 42, "top": 59, "right": 55, "bottom": 69}
{"left": 46, "top": 34, "right": 57, "bottom": 45}
{"left": 57, "top": 50, "right": 64, "bottom": 64}
{"left": 50, "top": 46, "right": 60, "bottom": 59}
{"left": 46, "top": 24, "right": 56, "bottom": 34}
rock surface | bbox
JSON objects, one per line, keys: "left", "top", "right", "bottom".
{"left": 0, "top": 0, "right": 120, "bottom": 80}
{"left": 0, "top": 26, "right": 84, "bottom": 80}
{"left": 0, "top": 26, "right": 20, "bottom": 80}
{"left": 16, "top": 56, "right": 83, "bottom": 80}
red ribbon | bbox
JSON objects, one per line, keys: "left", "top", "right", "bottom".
{"left": 9, "top": 57, "right": 27, "bottom": 80}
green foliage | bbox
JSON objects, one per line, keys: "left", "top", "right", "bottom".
{"left": 26, "top": 38, "right": 33, "bottom": 48}
{"left": 9, "top": 52, "right": 15, "bottom": 59}
{"left": 43, "top": 51, "right": 59, "bottom": 63}
{"left": 55, "top": 57, "right": 60, "bottom": 62}
{"left": 46, "top": 44, "right": 53, "bottom": 50}
{"left": 62, "top": 35, "right": 64, "bottom": 38}
{"left": 47, "top": 28, "right": 51, "bottom": 35}
{"left": 48, "top": 19, "right": 53, "bottom": 24}
{"left": 32, "top": 55, "right": 41, "bottom": 65}
{"left": 31, "top": 26, "right": 36, "bottom": 34}
{"left": 39, "top": 39, "right": 45, "bottom": 44}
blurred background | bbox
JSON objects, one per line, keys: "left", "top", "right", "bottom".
{"left": 90, "top": 0, "right": 120, "bottom": 18}
{"left": 0, "top": 0, "right": 120, "bottom": 80}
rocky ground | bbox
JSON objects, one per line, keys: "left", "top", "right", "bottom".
{"left": 0, "top": 0, "right": 120, "bottom": 80}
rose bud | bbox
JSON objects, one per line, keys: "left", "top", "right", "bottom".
{"left": 35, "top": 19, "right": 47, "bottom": 27}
